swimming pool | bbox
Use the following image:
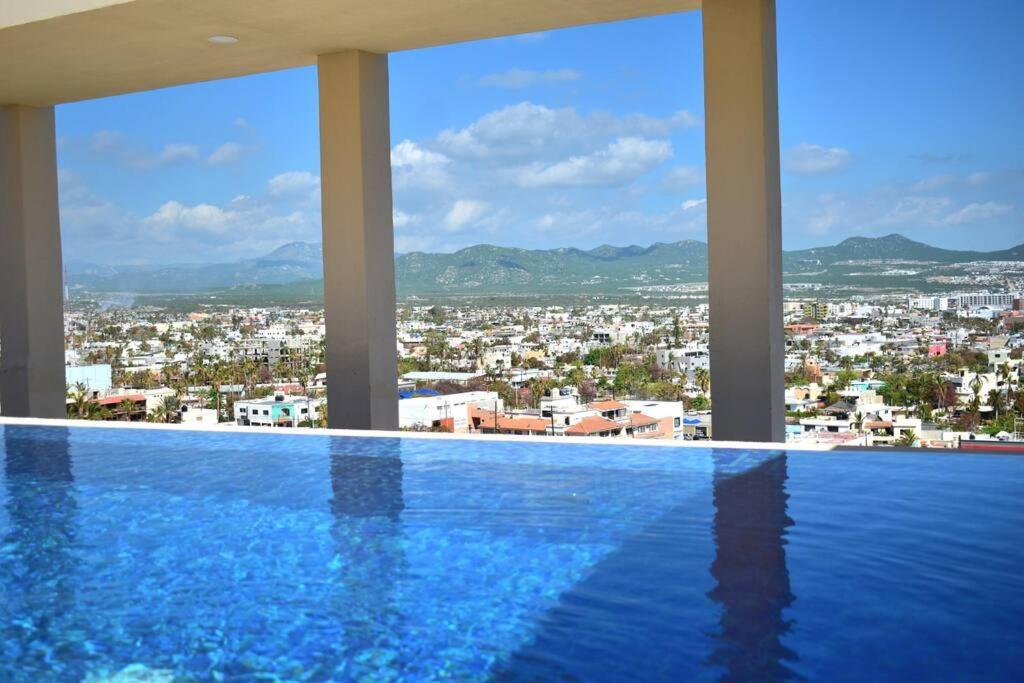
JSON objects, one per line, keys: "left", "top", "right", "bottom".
{"left": 1, "top": 422, "right": 1021, "bottom": 681}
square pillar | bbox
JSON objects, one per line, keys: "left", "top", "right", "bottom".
{"left": 317, "top": 51, "right": 398, "bottom": 430}
{"left": 0, "top": 105, "right": 66, "bottom": 418}
{"left": 702, "top": 0, "right": 784, "bottom": 442}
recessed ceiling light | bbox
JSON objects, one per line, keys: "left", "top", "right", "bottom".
{"left": 208, "top": 35, "right": 239, "bottom": 45}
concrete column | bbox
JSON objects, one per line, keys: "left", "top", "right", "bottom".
{"left": 317, "top": 51, "right": 398, "bottom": 430}
{"left": 702, "top": 0, "right": 784, "bottom": 442}
{"left": 0, "top": 105, "right": 66, "bottom": 418}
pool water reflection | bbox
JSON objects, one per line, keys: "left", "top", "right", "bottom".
{"left": 1, "top": 424, "right": 1022, "bottom": 681}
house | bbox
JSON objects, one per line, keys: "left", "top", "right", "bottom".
{"left": 234, "top": 393, "right": 323, "bottom": 427}
{"left": 469, "top": 407, "right": 550, "bottom": 436}
{"left": 68, "top": 393, "right": 147, "bottom": 421}
{"left": 622, "top": 400, "right": 686, "bottom": 439}
{"left": 565, "top": 416, "right": 624, "bottom": 438}
{"left": 399, "top": 391, "right": 500, "bottom": 433}
{"left": 180, "top": 405, "right": 220, "bottom": 427}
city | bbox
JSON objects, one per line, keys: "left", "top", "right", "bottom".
{"left": 63, "top": 264, "right": 1024, "bottom": 447}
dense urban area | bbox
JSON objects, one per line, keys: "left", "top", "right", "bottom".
{"left": 61, "top": 272, "right": 1024, "bottom": 447}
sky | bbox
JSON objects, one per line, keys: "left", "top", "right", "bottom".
{"left": 56, "top": 0, "right": 1023, "bottom": 265}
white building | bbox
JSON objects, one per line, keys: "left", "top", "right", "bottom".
{"left": 399, "top": 391, "right": 501, "bottom": 432}
{"left": 234, "top": 393, "right": 324, "bottom": 427}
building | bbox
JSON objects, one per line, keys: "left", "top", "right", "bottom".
{"left": 234, "top": 393, "right": 323, "bottom": 428}
{"left": 801, "top": 302, "right": 829, "bottom": 322}
{"left": 238, "top": 337, "right": 293, "bottom": 369}
{"left": 180, "top": 405, "right": 221, "bottom": 427}
{"left": 622, "top": 400, "right": 686, "bottom": 439}
{"left": 67, "top": 393, "right": 147, "bottom": 421}
{"left": 956, "top": 292, "right": 1017, "bottom": 309}
{"left": 469, "top": 407, "right": 551, "bottom": 436}
{"left": 655, "top": 346, "right": 710, "bottom": 382}
{"left": 399, "top": 390, "right": 500, "bottom": 433}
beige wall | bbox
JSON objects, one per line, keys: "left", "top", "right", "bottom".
{"left": 703, "top": 0, "right": 784, "bottom": 442}
{"left": 318, "top": 51, "right": 399, "bottom": 429}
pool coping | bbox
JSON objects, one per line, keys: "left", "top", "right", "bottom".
{"left": 13, "top": 415, "right": 1009, "bottom": 458}
{"left": 0, "top": 415, "right": 834, "bottom": 451}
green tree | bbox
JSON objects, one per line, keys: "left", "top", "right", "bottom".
{"left": 895, "top": 430, "right": 917, "bottom": 448}
{"left": 694, "top": 367, "right": 711, "bottom": 395}
{"left": 118, "top": 397, "right": 137, "bottom": 421}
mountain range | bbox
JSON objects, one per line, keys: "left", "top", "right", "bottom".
{"left": 66, "top": 234, "right": 1024, "bottom": 298}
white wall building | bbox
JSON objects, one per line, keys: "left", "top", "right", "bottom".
{"left": 234, "top": 393, "right": 324, "bottom": 427}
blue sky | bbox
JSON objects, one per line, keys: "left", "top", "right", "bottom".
{"left": 57, "top": 0, "right": 1023, "bottom": 264}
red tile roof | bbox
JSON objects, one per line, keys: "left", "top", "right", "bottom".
{"left": 627, "top": 413, "right": 659, "bottom": 428}
{"left": 94, "top": 394, "right": 146, "bottom": 406}
{"left": 471, "top": 407, "right": 549, "bottom": 433}
{"left": 589, "top": 400, "right": 626, "bottom": 411}
{"left": 566, "top": 415, "right": 623, "bottom": 436}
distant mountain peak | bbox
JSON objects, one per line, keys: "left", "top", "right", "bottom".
{"left": 66, "top": 233, "right": 1024, "bottom": 297}
{"left": 263, "top": 241, "right": 322, "bottom": 262}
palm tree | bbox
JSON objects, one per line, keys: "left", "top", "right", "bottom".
{"left": 68, "top": 381, "right": 91, "bottom": 418}
{"left": 852, "top": 411, "right": 864, "bottom": 435}
{"left": 147, "top": 404, "right": 168, "bottom": 423}
{"left": 118, "top": 397, "right": 137, "bottom": 421}
{"left": 158, "top": 395, "right": 180, "bottom": 423}
{"left": 694, "top": 367, "right": 710, "bottom": 395}
{"left": 968, "top": 373, "right": 984, "bottom": 412}
{"left": 988, "top": 389, "right": 1005, "bottom": 419}
{"left": 895, "top": 429, "right": 917, "bottom": 448}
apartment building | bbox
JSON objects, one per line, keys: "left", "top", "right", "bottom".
{"left": 234, "top": 393, "right": 323, "bottom": 427}
{"left": 399, "top": 390, "right": 501, "bottom": 433}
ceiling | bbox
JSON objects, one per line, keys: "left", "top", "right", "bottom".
{"left": 0, "top": 0, "right": 699, "bottom": 106}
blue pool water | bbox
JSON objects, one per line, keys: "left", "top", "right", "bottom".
{"left": 1, "top": 424, "right": 1022, "bottom": 681}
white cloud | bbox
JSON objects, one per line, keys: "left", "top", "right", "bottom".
{"left": 391, "top": 139, "right": 449, "bottom": 167}
{"left": 207, "top": 142, "right": 244, "bottom": 166}
{"left": 942, "top": 201, "right": 1013, "bottom": 225}
{"left": 143, "top": 200, "right": 236, "bottom": 237}
{"left": 783, "top": 142, "right": 852, "bottom": 175}
{"left": 965, "top": 171, "right": 992, "bottom": 186}
{"left": 267, "top": 170, "right": 321, "bottom": 206}
{"left": 58, "top": 169, "right": 136, "bottom": 242}
{"left": 911, "top": 174, "right": 956, "bottom": 192}
{"left": 877, "top": 195, "right": 954, "bottom": 226}
{"left": 84, "top": 131, "right": 201, "bottom": 168}
{"left": 393, "top": 209, "right": 420, "bottom": 228}
{"left": 60, "top": 170, "right": 326, "bottom": 264}
{"left": 682, "top": 198, "right": 706, "bottom": 211}
{"left": 479, "top": 68, "right": 581, "bottom": 88}
{"left": 805, "top": 197, "right": 849, "bottom": 235}
{"left": 156, "top": 143, "right": 200, "bottom": 165}
{"left": 391, "top": 139, "right": 451, "bottom": 190}
{"left": 436, "top": 102, "right": 696, "bottom": 160}
{"left": 517, "top": 137, "right": 672, "bottom": 188}
{"left": 443, "top": 200, "right": 490, "bottom": 232}
{"left": 660, "top": 165, "right": 703, "bottom": 192}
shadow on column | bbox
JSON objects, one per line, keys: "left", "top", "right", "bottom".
{"left": 1, "top": 425, "right": 80, "bottom": 673}
{"left": 706, "top": 454, "right": 798, "bottom": 681}
{"left": 327, "top": 436, "right": 408, "bottom": 672}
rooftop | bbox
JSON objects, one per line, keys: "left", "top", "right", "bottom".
{"left": 565, "top": 415, "right": 623, "bottom": 436}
